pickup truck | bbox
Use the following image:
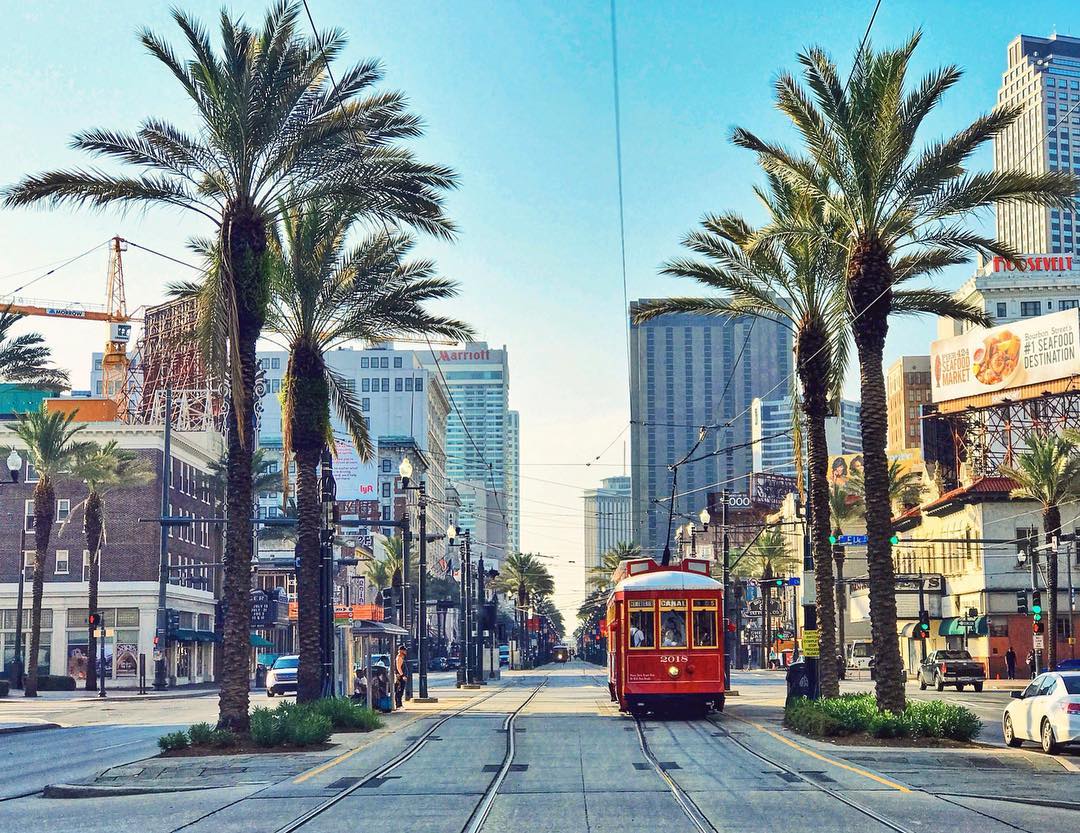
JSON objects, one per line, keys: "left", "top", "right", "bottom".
{"left": 917, "top": 649, "right": 985, "bottom": 692}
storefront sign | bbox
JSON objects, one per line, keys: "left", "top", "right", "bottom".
{"left": 931, "top": 308, "right": 1080, "bottom": 402}
{"left": 990, "top": 254, "right": 1075, "bottom": 273}
{"left": 801, "top": 629, "right": 820, "bottom": 658}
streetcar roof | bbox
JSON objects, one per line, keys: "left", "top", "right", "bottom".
{"left": 615, "top": 570, "right": 721, "bottom": 592}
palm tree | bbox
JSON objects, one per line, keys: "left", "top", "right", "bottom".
{"left": 66, "top": 442, "right": 154, "bottom": 690}
{"left": 733, "top": 34, "right": 1076, "bottom": 710}
{"left": 586, "top": 541, "right": 640, "bottom": 591}
{"left": 492, "top": 553, "right": 555, "bottom": 667}
{"left": 259, "top": 203, "right": 470, "bottom": 700}
{"left": 850, "top": 460, "right": 924, "bottom": 514}
{"left": 0, "top": 310, "right": 69, "bottom": 390}
{"left": 4, "top": 409, "right": 90, "bottom": 696}
{"left": 4, "top": 3, "right": 455, "bottom": 732}
{"left": 735, "top": 528, "right": 798, "bottom": 578}
{"left": 1000, "top": 433, "right": 1080, "bottom": 671}
{"left": 828, "top": 483, "right": 863, "bottom": 659}
{"left": 633, "top": 175, "right": 848, "bottom": 696}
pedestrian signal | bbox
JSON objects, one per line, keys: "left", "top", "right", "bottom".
{"left": 87, "top": 611, "right": 103, "bottom": 627}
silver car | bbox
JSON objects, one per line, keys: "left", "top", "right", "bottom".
{"left": 266, "top": 654, "right": 298, "bottom": 696}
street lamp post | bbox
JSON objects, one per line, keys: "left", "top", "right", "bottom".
{"left": 154, "top": 386, "right": 173, "bottom": 691}
{"left": 319, "top": 447, "right": 336, "bottom": 698}
{"left": 476, "top": 550, "right": 486, "bottom": 684}
{"left": 399, "top": 456, "right": 435, "bottom": 702}
{"left": 6, "top": 451, "right": 26, "bottom": 688}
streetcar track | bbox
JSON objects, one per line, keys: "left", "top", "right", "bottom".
{"left": 464, "top": 679, "right": 548, "bottom": 833}
{"left": 268, "top": 677, "right": 547, "bottom": 833}
{"left": 702, "top": 718, "right": 918, "bottom": 833}
{"left": 633, "top": 716, "right": 719, "bottom": 833}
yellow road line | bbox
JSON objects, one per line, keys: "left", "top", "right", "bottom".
{"left": 293, "top": 711, "right": 429, "bottom": 784}
{"left": 726, "top": 713, "right": 911, "bottom": 793}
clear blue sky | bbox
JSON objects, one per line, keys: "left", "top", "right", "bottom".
{"left": 1, "top": 1, "right": 1077, "bottom": 621}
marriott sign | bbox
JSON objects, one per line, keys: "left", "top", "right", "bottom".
{"left": 991, "top": 254, "right": 1076, "bottom": 273}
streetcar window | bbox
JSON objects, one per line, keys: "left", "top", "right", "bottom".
{"left": 692, "top": 600, "right": 717, "bottom": 648}
{"left": 659, "top": 600, "right": 687, "bottom": 648}
{"left": 628, "top": 603, "right": 654, "bottom": 649}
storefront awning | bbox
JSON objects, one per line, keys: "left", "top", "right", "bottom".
{"left": 900, "top": 622, "right": 916, "bottom": 637}
{"left": 175, "top": 628, "right": 220, "bottom": 643}
{"left": 938, "top": 616, "right": 988, "bottom": 636}
{"left": 250, "top": 633, "right": 274, "bottom": 648}
{"left": 350, "top": 619, "right": 408, "bottom": 637}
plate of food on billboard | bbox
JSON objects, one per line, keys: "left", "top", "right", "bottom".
{"left": 931, "top": 308, "right": 1080, "bottom": 402}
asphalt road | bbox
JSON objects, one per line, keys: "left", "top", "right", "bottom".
{"left": 0, "top": 665, "right": 1075, "bottom": 832}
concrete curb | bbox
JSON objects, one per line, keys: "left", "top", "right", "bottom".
{"left": 42, "top": 782, "right": 234, "bottom": 799}
{"left": 14, "top": 690, "right": 220, "bottom": 704}
{"left": 939, "top": 792, "right": 1080, "bottom": 811}
{"left": 0, "top": 722, "right": 61, "bottom": 736}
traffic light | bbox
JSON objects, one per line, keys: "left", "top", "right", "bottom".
{"left": 87, "top": 611, "right": 103, "bottom": 628}
{"left": 1016, "top": 590, "right": 1028, "bottom": 614}
{"left": 828, "top": 534, "right": 837, "bottom": 545}
{"left": 889, "top": 534, "right": 900, "bottom": 545}
{"left": 1032, "top": 590, "right": 1045, "bottom": 632}
{"left": 1033, "top": 618, "right": 1045, "bottom": 634}
{"left": 916, "top": 609, "right": 931, "bottom": 639}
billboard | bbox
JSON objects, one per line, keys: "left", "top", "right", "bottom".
{"left": 750, "top": 472, "right": 798, "bottom": 509}
{"left": 827, "top": 453, "right": 863, "bottom": 488}
{"left": 930, "top": 308, "right": 1080, "bottom": 403}
{"left": 332, "top": 433, "right": 377, "bottom": 500}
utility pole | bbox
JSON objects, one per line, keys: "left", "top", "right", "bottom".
{"left": 1031, "top": 538, "right": 1041, "bottom": 675}
{"left": 476, "top": 550, "right": 486, "bottom": 684}
{"left": 463, "top": 532, "right": 474, "bottom": 685}
{"left": 319, "top": 447, "right": 336, "bottom": 698}
{"left": 13, "top": 524, "right": 26, "bottom": 689}
{"left": 833, "top": 533, "right": 846, "bottom": 660}
{"left": 721, "top": 490, "right": 732, "bottom": 690}
{"left": 1069, "top": 542, "right": 1076, "bottom": 660}
{"left": 417, "top": 483, "right": 430, "bottom": 699}
{"left": 153, "top": 386, "right": 173, "bottom": 691}
{"left": 917, "top": 571, "right": 928, "bottom": 663}
{"left": 455, "top": 530, "right": 468, "bottom": 687}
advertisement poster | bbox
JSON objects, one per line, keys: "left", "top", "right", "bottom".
{"left": 930, "top": 307, "right": 1080, "bottom": 402}
{"left": 115, "top": 643, "right": 139, "bottom": 677}
{"left": 750, "top": 472, "right": 798, "bottom": 509}
{"left": 67, "top": 645, "right": 90, "bottom": 681}
{"left": 827, "top": 453, "right": 864, "bottom": 487}
{"left": 331, "top": 434, "right": 378, "bottom": 500}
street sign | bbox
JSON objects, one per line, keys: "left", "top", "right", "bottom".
{"left": 726, "top": 493, "right": 751, "bottom": 509}
{"left": 801, "top": 629, "right": 819, "bottom": 658}
{"left": 1033, "top": 633, "right": 1045, "bottom": 649}
{"left": 93, "top": 628, "right": 115, "bottom": 638}
{"left": 837, "top": 534, "right": 868, "bottom": 545}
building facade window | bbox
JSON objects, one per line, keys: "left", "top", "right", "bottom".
{"left": 996, "top": 302, "right": 1008, "bottom": 318}
{"left": 56, "top": 499, "right": 70, "bottom": 522}
{"left": 1021, "top": 301, "right": 1041, "bottom": 317}
{"left": 54, "top": 550, "right": 68, "bottom": 575}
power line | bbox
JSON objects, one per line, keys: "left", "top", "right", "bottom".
{"left": 0, "top": 239, "right": 110, "bottom": 298}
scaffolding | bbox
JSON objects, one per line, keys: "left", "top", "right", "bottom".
{"left": 128, "top": 296, "right": 222, "bottom": 431}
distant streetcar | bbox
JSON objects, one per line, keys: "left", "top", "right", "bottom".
{"left": 552, "top": 645, "right": 569, "bottom": 663}
{"left": 606, "top": 557, "right": 725, "bottom": 715}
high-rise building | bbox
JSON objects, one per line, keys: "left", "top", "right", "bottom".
{"left": 750, "top": 397, "right": 861, "bottom": 476}
{"left": 253, "top": 345, "right": 452, "bottom": 567}
{"left": 995, "top": 33, "right": 1080, "bottom": 253}
{"left": 419, "top": 342, "right": 514, "bottom": 563}
{"left": 886, "top": 356, "right": 932, "bottom": 455}
{"left": 583, "top": 476, "right": 632, "bottom": 574}
{"left": 506, "top": 410, "right": 520, "bottom": 554}
{"left": 629, "top": 304, "right": 791, "bottom": 557}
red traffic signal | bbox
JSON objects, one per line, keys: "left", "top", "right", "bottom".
{"left": 1033, "top": 620, "right": 1045, "bottom": 634}
{"left": 726, "top": 621, "right": 737, "bottom": 633}
{"left": 87, "top": 612, "right": 103, "bottom": 627}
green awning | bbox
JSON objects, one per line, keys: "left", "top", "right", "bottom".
{"left": 250, "top": 633, "right": 274, "bottom": 648}
{"left": 939, "top": 616, "right": 988, "bottom": 636}
{"left": 174, "top": 628, "right": 197, "bottom": 642}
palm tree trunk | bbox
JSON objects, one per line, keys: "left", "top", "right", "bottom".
{"left": 849, "top": 239, "right": 905, "bottom": 712}
{"left": 85, "top": 491, "right": 103, "bottom": 691}
{"left": 217, "top": 202, "right": 269, "bottom": 733}
{"left": 1044, "top": 504, "right": 1061, "bottom": 671}
{"left": 797, "top": 325, "right": 839, "bottom": 697}
{"left": 294, "top": 445, "right": 322, "bottom": 701}
{"left": 25, "top": 480, "right": 54, "bottom": 698}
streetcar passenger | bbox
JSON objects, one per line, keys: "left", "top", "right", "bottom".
{"left": 630, "top": 625, "right": 646, "bottom": 647}
{"left": 661, "top": 614, "right": 685, "bottom": 647}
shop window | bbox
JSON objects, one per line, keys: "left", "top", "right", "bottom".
{"left": 628, "top": 600, "right": 655, "bottom": 648}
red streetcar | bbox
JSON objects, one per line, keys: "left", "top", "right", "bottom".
{"left": 606, "top": 557, "right": 725, "bottom": 715}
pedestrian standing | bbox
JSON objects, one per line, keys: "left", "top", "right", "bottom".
{"left": 1026, "top": 649, "right": 1036, "bottom": 679}
{"left": 1004, "top": 646, "right": 1016, "bottom": 680}
{"left": 394, "top": 646, "right": 408, "bottom": 708}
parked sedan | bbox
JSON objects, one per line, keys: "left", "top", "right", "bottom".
{"left": 266, "top": 654, "right": 298, "bottom": 696}
{"left": 1003, "top": 671, "right": 1080, "bottom": 753}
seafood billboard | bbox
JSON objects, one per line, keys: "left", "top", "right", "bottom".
{"left": 930, "top": 307, "right": 1080, "bottom": 402}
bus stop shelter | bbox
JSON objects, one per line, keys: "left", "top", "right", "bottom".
{"left": 347, "top": 619, "right": 409, "bottom": 711}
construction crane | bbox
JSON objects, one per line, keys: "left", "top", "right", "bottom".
{"left": 1, "top": 236, "right": 140, "bottom": 417}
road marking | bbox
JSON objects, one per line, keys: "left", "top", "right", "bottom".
{"left": 94, "top": 739, "right": 146, "bottom": 752}
{"left": 726, "top": 713, "right": 911, "bottom": 793}
{"left": 1052, "top": 754, "right": 1080, "bottom": 773}
{"left": 292, "top": 711, "right": 430, "bottom": 784}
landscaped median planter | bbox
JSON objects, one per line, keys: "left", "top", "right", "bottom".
{"left": 158, "top": 698, "right": 383, "bottom": 757}
{"left": 784, "top": 694, "right": 982, "bottom": 746}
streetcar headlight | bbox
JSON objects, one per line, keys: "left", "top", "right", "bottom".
{"left": 668, "top": 665, "right": 680, "bottom": 678}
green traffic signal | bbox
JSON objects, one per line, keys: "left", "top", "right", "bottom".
{"left": 1033, "top": 612, "right": 1042, "bottom": 622}
{"left": 889, "top": 534, "right": 899, "bottom": 545}
{"left": 829, "top": 534, "right": 837, "bottom": 545}
{"left": 1032, "top": 603, "right": 1042, "bottom": 614}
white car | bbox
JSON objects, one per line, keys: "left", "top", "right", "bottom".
{"left": 265, "top": 654, "right": 298, "bottom": 697}
{"left": 1002, "top": 670, "right": 1080, "bottom": 753}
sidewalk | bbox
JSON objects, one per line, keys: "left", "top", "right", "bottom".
{"left": 0, "top": 683, "right": 219, "bottom": 704}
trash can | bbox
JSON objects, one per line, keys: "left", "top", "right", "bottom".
{"left": 255, "top": 664, "right": 267, "bottom": 689}
{"left": 785, "top": 660, "right": 815, "bottom": 705}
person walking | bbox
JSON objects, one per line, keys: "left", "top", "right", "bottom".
{"left": 1026, "top": 649, "right": 1037, "bottom": 679}
{"left": 1004, "top": 646, "right": 1017, "bottom": 680}
{"left": 394, "top": 646, "right": 409, "bottom": 708}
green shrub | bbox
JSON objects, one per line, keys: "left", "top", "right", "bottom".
{"left": 250, "top": 706, "right": 284, "bottom": 748}
{"left": 36, "top": 674, "right": 76, "bottom": 691}
{"left": 187, "top": 722, "right": 238, "bottom": 748}
{"left": 284, "top": 712, "right": 332, "bottom": 746}
{"left": 785, "top": 694, "right": 981, "bottom": 741}
{"left": 0, "top": 680, "right": 9, "bottom": 697}
{"left": 158, "top": 731, "right": 190, "bottom": 752}
{"left": 310, "top": 697, "right": 383, "bottom": 731}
